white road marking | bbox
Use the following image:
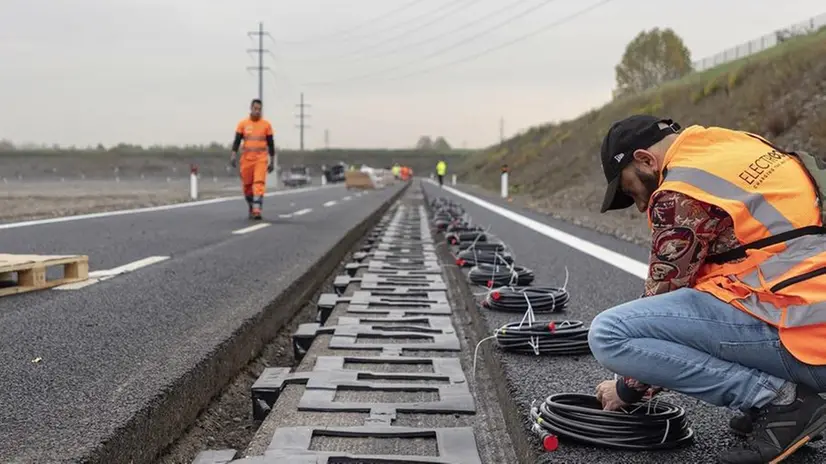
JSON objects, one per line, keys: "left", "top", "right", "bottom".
{"left": 53, "top": 256, "right": 170, "bottom": 290}
{"left": 292, "top": 208, "right": 312, "bottom": 216}
{"left": 323, "top": 200, "right": 337, "bottom": 207}
{"left": 429, "top": 180, "right": 648, "bottom": 279}
{"left": 0, "top": 185, "right": 337, "bottom": 230}
{"left": 232, "top": 223, "right": 271, "bottom": 235}
{"left": 343, "top": 196, "right": 352, "bottom": 201}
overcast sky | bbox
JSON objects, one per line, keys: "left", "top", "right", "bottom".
{"left": 1, "top": 0, "right": 824, "bottom": 150}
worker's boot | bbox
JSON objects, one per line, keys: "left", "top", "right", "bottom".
{"left": 251, "top": 196, "right": 263, "bottom": 220}
{"left": 730, "top": 408, "right": 823, "bottom": 441}
{"left": 246, "top": 195, "right": 254, "bottom": 219}
{"left": 718, "top": 384, "right": 826, "bottom": 463}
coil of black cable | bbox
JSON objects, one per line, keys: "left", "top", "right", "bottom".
{"left": 494, "top": 320, "right": 590, "bottom": 355}
{"left": 446, "top": 231, "right": 488, "bottom": 245}
{"left": 530, "top": 393, "right": 694, "bottom": 450}
{"left": 468, "top": 263, "right": 534, "bottom": 287}
{"left": 481, "top": 286, "right": 569, "bottom": 312}
{"left": 457, "top": 240, "right": 507, "bottom": 252}
{"left": 446, "top": 223, "right": 485, "bottom": 233}
{"left": 456, "top": 248, "right": 513, "bottom": 267}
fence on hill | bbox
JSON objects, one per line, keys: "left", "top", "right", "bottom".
{"left": 691, "top": 11, "right": 826, "bottom": 72}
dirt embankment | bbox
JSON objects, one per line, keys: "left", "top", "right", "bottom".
{"left": 457, "top": 29, "right": 826, "bottom": 246}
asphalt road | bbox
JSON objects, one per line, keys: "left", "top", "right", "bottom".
{"left": 420, "top": 181, "right": 825, "bottom": 464}
{"left": 0, "top": 183, "right": 402, "bottom": 463}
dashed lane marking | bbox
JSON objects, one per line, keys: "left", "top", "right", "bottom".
{"left": 323, "top": 200, "right": 337, "bottom": 207}
{"left": 293, "top": 208, "right": 313, "bottom": 216}
{"left": 232, "top": 223, "right": 271, "bottom": 235}
{"left": 53, "top": 256, "right": 171, "bottom": 290}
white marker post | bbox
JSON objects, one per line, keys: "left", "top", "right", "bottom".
{"left": 451, "top": 174, "right": 457, "bottom": 186}
{"left": 500, "top": 164, "right": 509, "bottom": 199}
{"left": 190, "top": 164, "right": 199, "bottom": 200}
{"left": 321, "top": 175, "right": 327, "bottom": 186}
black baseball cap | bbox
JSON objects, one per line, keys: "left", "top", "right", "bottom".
{"left": 599, "top": 115, "right": 681, "bottom": 213}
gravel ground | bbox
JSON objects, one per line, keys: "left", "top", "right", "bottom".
{"left": 421, "top": 181, "right": 826, "bottom": 464}
{"left": 0, "top": 178, "right": 309, "bottom": 223}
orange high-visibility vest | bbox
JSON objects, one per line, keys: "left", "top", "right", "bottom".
{"left": 236, "top": 117, "right": 273, "bottom": 157}
{"left": 653, "top": 125, "right": 826, "bottom": 364}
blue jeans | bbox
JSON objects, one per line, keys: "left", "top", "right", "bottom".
{"left": 588, "top": 288, "right": 826, "bottom": 412}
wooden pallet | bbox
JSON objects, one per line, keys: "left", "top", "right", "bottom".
{"left": 0, "top": 254, "right": 89, "bottom": 296}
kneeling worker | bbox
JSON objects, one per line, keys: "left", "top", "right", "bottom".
{"left": 230, "top": 98, "right": 276, "bottom": 220}
{"left": 589, "top": 115, "right": 826, "bottom": 464}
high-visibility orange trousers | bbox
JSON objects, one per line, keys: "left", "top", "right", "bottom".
{"left": 240, "top": 154, "right": 268, "bottom": 212}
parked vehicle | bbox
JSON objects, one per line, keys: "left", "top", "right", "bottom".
{"left": 323, "top": 162, "right": 347, "bottom": 183}
{"left": 282, "top": 165, "right": 311, "bottom": 187}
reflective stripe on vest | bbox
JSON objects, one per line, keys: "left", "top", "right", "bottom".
{"left": 654, "top": 125, "right": 826, "bottom": 364}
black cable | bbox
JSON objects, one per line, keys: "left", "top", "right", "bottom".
{"left": 468, "top": 263, "right": 534, "bottom": 287}
{"left": 455, "top": 248, "right": 513, "bottom": 267}
{"left": 529, "top": 393, "right": 694, "bottom": 451}
{"left": 494, "top": 320, "right": 590, "bottom": 355}
{"left": 481, "top": 286, "right": 568, "bottom": 312}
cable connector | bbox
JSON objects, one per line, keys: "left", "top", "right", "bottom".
{"left": 531, "top": 422, "right": 559, "bottom": 451}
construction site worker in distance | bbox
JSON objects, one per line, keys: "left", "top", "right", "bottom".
{"left": 588, "top": 114, "right": 826, "bottom": 463}
{"left": 436, "top": 159, "right": 447, "bottom": 187}
{"left": 230, "top": 98, "right": 276, "bottom": 220}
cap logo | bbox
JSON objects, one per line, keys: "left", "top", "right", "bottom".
{"left": 614, "top": 153, "right": 625, "bottom": 163}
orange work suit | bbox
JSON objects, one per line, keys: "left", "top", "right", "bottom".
{"left": 235, "top": 117, "right": 274, "bottom": 215}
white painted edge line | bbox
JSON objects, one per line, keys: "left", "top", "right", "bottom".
{"left": 0, "top": 185, "right": 338, "bottom": 230}
{"left": 292, "top": 208, "right": 313, "bottom": 216}
{"left": 53, "top": 256, "right": 171, "bottom": 290}
{"left": 232, "top": 223, "right": 271, "bottom": 235}
{"left": 323, "top": 200, "right": 337, "bottom": 207}
{"left": 426, "top": 180, "right": 648, "bottom": 280}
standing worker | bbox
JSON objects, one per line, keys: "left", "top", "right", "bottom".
{"left": 230, "top": 98, "right": 276, "bottom": 220}
{"left": 392, "top": 163, "right": 401, "bottom": 179}
{"left": 589, "top": 115, "right": 826, "bottom": 464}
{"left": 436, "top": 159, "right": 447, "bottom": 187}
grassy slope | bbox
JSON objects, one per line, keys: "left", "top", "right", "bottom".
{"left": 458, "top": 29, "right": 826, "bottom": 232}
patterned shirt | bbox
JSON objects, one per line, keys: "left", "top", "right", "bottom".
{"left": 616, "top": 189, "right": 743, "bottom": 403}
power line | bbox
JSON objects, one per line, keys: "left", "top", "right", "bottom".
{"left": 303, "top": 0, "right": 562, "bottom": 86}
{"left": 344, "top": 0, "right": 531, "bottom": 63}
{"left": 334, "top": 0, "right": 479, "bottom": 60}
{"left": 384, "top": 0, "right": 617, "bottom": 81}
{"left": 246, "top": 22, "right": 272, "bottom": 102}
{"left": 307, "top": 0, "right": 616, "bottom": 86}
{"left": 278, "top": 0, "right": 429, "bottom": 45}
{"left": 295, "top": 93, "right": 311, "bottom": 151}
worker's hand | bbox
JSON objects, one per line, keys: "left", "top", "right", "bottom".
{"left": 229, "top": 152, "right": 237, "bottom": 168}
{"left": 267, "top": 157, "right": 275, "bottom": 174}
{"left": 594, "top": 379, "right": 628, "bottom": 411}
